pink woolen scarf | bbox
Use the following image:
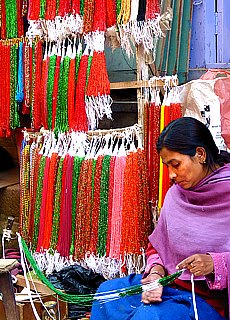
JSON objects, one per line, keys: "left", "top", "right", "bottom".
{"left": 149, "top": 164, "right": 230, "bottom": 315}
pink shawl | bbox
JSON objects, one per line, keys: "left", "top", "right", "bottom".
{"left": 149, "top": 164, "right": 230, "bottom": 314}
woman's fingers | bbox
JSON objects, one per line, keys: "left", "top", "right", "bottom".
{"left": 176, "top": 254, "right": 214, "bottom": 276}
{"left": 142, "top": 290, "right": 162, "bottom": 303}
{"left": 176, "top": 255, "right": 195, "bottom": 270}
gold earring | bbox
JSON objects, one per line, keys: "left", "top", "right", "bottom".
{"left": 202, "top": 159, "right": 206, "bottom": 164}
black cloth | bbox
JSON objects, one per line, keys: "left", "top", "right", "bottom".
{"left": 48, "top": 264, "right": 106, "bottom": 319}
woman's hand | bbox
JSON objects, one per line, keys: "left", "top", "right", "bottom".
{"left": 176, "top": 253, "right": 214, "bottom": 276}
{"left": 141, "top": 273, "right": 163, "bottom": 303}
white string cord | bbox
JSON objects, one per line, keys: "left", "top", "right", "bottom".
{"left": 17, "top": 233, "right": 41, "bottom": 320}
{"left": 24, "top": 256, "right": 57, "bottom": 320}
{"left": 18, "top": 233, "right": 59, "bottom": 320}
{"left": 191, "top": 274, "right": 199, "bottom": 320}
{"left": 2, "top": 234, "right": 6, "bottom": 259}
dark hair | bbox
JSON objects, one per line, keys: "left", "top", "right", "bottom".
{"left": 156, "top": 117, "right": 230, "bottom": 171}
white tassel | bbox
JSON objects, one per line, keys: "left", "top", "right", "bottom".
{"left": 85, "top": 95, "right": 113, "bottom": 130}
{"left": 33, "top": 250, "right": 75, "bottom": 275}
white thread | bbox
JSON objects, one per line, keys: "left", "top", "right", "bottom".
{"left": 191, "top": 274, "right": 199, "bottom": 320}
{"left": 17, "top": 233, "right": 41, "bottom": 320}
{"left": 24, "top": 252, "right": 58, "bottom": 320}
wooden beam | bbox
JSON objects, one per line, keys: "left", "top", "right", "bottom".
{"left": 110, "top": 79, "right": 172, "bottom": 90}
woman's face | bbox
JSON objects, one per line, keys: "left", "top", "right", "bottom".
{"left": 159, "top": 147, "right": 208, "bottom": 189}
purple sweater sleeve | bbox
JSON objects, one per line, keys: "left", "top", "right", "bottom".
{"left": 206, "top": 252, "right": 228, "bottom": 290}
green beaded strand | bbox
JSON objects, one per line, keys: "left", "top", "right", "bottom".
{"left": 97, "top": 155, "right": 111, "bottom": 257}
{"left": 116, "top": 0, "right": 122, "bottom": 18}
{"left": 40, "top": 0, "right": 47, "bottom": 19}
{"left": 47, "top": 54, "right": 57, "bottom": 130}
{"left": 80, "top": 0, "right": 85, "bottom": 16}
{"left": 54, "top": 59, "right": 64, "bottom": 134}
{"left": 60, "top": 56, "right": 70, "bottom": 132}
{"left": 5, "top": 0, "right": 18, "bottom": 38}
{"left": 10, "top": 44, "right": 20, "bottom": 129}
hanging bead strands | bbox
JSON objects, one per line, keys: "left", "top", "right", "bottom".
{"left": 67, "top": 42, "right": 76, "bottom": 130}
{"left": 47, "top": 48, "right": 57, "bottom": 130}
{"left": 108, "top": 152, "right": 126, "bottom": 260}
{"left": 57, "top": 154, "right": 74, "bottom": 257}
{"left": 20, "top": 125, "right": 151, "bottom": 278}
{"left": 0, "top": 42, "right": 11, "bottom": 137}
{"left": 25, "top": 0, "right": 169, "bottom": 59}
{"left": 3, "top": 0, "right": 24, "bottom": 39}
{"left": 36, "top": 155, "right": 51, "bottom": 251}
{"left": 70, "top": 154, "right": 84, "bottom": 255}
{"left": 40, "top": 41, "right": 50, "bottom": 130}
{"left": 142, "top": 75, "right": 182, "bottom": 210}
{"left": 85, "top": 49, "right": 112, "bottom": 130}
{"left": 0, "top": 0, "right": 171, "bottom": 136}
{"left": 10, "top": 42, "right": 20, "bottom": 129}
{"left": 41, "top": 152, "right": 59, "bottom": 249}
{"left": 0, "top": 39, "right": 28, "bottom": 137}
{"left": 16, "top": 42, "right": 24, "bottom": 103}
{"left": 32, "top": 39, "right": 43, "bottom": 130}
{"left": 28, "top": 142, "right": 42, "bottom": 242}
{"left": 106, "top": 0, "right": 116, "bottom": 29}
{"left": 20, "top": 141, "right": 31, "bottom": 241}
{"left": 88, "top": 154, "right": 103, "bottom": 255}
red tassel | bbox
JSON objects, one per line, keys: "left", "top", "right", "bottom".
{"left": 86, "top": 51, "right": 110, "bottom": 97}
{"left": 2, "top": 45, "right": 11, "bottom": 136}
{"left": 17, "top": 0, "right": 24, "bottom": 37}
{"left": 89, "top": 156, "right": 103, "bottom": 254}
{"left": 40, "top": 55, "right": 49, "bottom": 130}
{"left": 57, "top": 155, "right": 73, "bottom": 257}
{"left": 36, "top": 157, "right": 51, "bottom": 252}
{"left": 106, "top": 157, "right": 115, "bottom": 256}
{"left": 58, "top": 0, "right": 71, "bottom": 17}
{"left": 71, "top": 0, "right": 80, "bottom": 14}
{"left": 51, "top": 55, "right": 61, "bottom": 129}
{"left": 67, "top": 57, "right": 76, "bottom": 129}
{"left": 42, "top": 153, "right": 59, "bottom": 249}
{"left": 145, "top": 0, "right": 160, "bottom": 20}
{"left": 28, "top": 0, "right": 41, "bottom": 20}
{"left": 73, "top": 54, "right": 88, "bottom": 131}
{"left": 83, "top": 0, "right": 95, "bottom": 34}
{"left": 106, "top": 0, "right": 116, "bottom": 28}
{"left": 0, "top": 0, "right": 6, "bottom": 39}
{"left": 33, "top": 41, "right": 43, "bottom": 130}
{"left": 45, "top": 0, "right": 57, "bottom": 20}
{"left": 93, "top": 0, "right": 106, "bottom": 32}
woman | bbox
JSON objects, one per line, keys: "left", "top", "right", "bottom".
{"left": 90, "top": 117, "right": 230, "bottom": 320}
